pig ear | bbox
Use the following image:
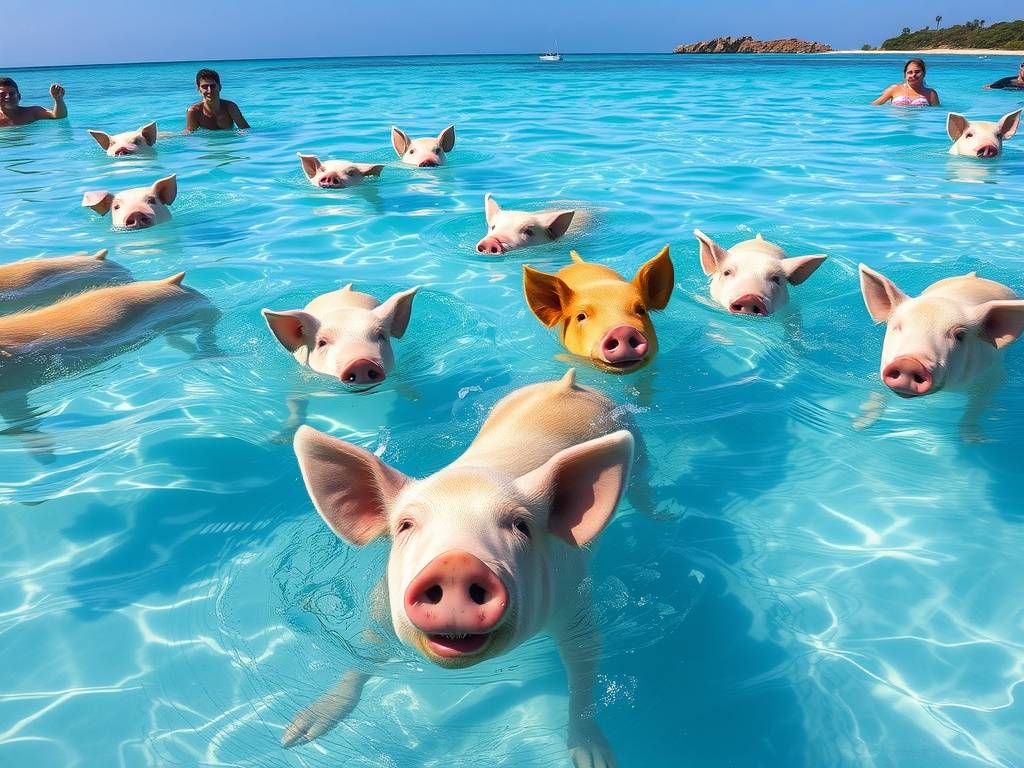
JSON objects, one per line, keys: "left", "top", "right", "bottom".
{"left": 294, "top": 426, "right": 410, "bottom": 546}
{"left": 694, "top": 229, "right": 728, "bottom": 276}
{"left": 781, "top": 254, "right": 827, "bottom": 286}
{"left": 947, "top": 113, "right": 969, "bottom": 141}
{"left": 632, "top": 245, "right": 675, "bottom": 310}
{"left": 539, "top": 209, "right": 575, "bottom": 240}
{"left": 391, "top": 126, "right": 411, "bottom": 156}
{"left": 998, "top": 109, "right": 1022, "bottom": 140}
{"left": 973, "top": 300, "right": 1024, "bottom": 349}
{"left": 353, "top": 163, "right": 384, "bottom": 177}
{"left": 858, "top": 264, "right": 909, "bottom": 323}
{"left": 151, "top": 174, "right": 177, "bottom": 205}
{"left": 523, "top": 266, "right": 573, "bottom": 327}
{"left": 516, "top": 430, "right": 634, "bottom": 547}
{"left": 484, "top": 193, "right": 501, "bottom": 224}
{"left": 82, "top": 191, "right": 114, "bottom": 216}
{"left": 437, "top": 124, "right": 456, "bottom": 153}
{"left": 87, "top": 130, "right": 111, "bottom": 150}
{"left": 297, "top": 153, "right": 323, "bottom": 178}
{"left": 92, "top": 248, "right": 109, "bottom": 260}
{"left": 140, "top": 121, "right": 158, "bottom": 146}
{"left": 261, "top": 309, "right": 320, "bottom": 352}
{"left": 374, "top": 286, "right": 419, "bottom": 339}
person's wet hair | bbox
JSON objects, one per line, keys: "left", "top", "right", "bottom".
{"left": 904, "top": 59, "right": 926, "bottom": 76}
{"left": 0, "top": 77, "right": 19, "bottom": 93}
{"left": 195, "top": 68, "right": 220, "bottom": 87}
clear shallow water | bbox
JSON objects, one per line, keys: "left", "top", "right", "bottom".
{"left": 2, "top": 53, "right": 1024, "bottom": 767}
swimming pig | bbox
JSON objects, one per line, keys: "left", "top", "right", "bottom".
{"left": 391, "top": 125, "right": 455, "bottom": 167}
{"left": 523, "top": 247, "right": 674, "bottom": 373}
{"left": 859, "top": 264, "right": 1024, "bottom": 436}
{"left": 0, "top": 249, "right": 130, "bottom": 314}
{"left": 297, "top": 153, "right": 384, "bottom": 189}
{"left": 694, "top": 230, "right": 827, "bottom": 317}
{"left": 262, "top": 284, "right": 418, "bottom": 388}
{"left": 81, "top": 174, "right": 177, "bottom": 230}
{"left": 283, "top": 369, "right": 633, "bottom": 768}
{"left": 947, "top": 110, "right": 1021, "bottom": 158}
{"left": 87, "top": 122, "right": 158, "bottom": 156}
{"left": 0, "top": 272, "right": 217, "bottom": 457}
{"left": 475, "top": 193, "right": 576, "bottom": 255}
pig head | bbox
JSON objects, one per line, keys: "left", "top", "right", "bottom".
{"left": 391, "top": 125, "right": 456, "bottom": 167}
{"left": 476, "top": 194, "right": 575, "bottom": 255}
{"left": 523, "top": 247, "right": 674, "bottom": 373}
{"left": 859, "top": 264, "right": 1024, "bottom": 397}
{"left": 947, "top": 110, "right": 1021, "bottom": 158}
{"left": 81, "top": 174, "right": 177, "bottom": 230}
{"left": 87, "top": 122, "right": 158, "bottom": 156}
{"left": 262, "top": 285, "right": 418, "bottom": 389}
{"left": 695, "top": 229, "right": 826, "bottom": 316}
{"left": 298, "top": 154, "right": 384, "bottom": 188}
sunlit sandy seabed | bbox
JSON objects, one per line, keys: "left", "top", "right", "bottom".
{"left": 1, "top": 54, "right": 1023, "bottom": 767}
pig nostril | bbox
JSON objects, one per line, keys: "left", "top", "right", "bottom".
{"left": 469, "top": 583, "right": 487, "bottom": 605}
{"left": 368, "top": 369, "right": 380, "bottom": 381}
{"left": 606, "top": 338, "right": 619, "bottom": 351}
{"left": 423, "top": 585, "right": 443, "bottom": 604}
{"left": 913, "top": 374, "right": 924, "bottom": 384}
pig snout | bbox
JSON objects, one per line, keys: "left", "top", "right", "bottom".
{"left": 318, "top": 173, "right": 343, "bottom": 188}
{"left": 113, "top": 145, "right": 135, "bottom": 156}
{"left": 339, "top": 359, "right": 385, "bottom": 386}
{"left": 976, "top": 145, "right": 999, "bottom": 159}
{"left": 600, "top": 325, "right": 649, "bottom": 366}
{"left": 404, "top": 550, "right": 508, "bottom": 656}
{"left": 882, "top": 356, "right": 934, "bottom": 397}
{"left": 729, "top": 294, "right": 770, "bottom": 316}
{"left": 418, "top": 157, "right": 440, "bottom": 168}
{"left": 476, "top": 236, "right": 505, "bottom": 255}
{"left": 123, "top": 211, "right": 153, "bottom": 229}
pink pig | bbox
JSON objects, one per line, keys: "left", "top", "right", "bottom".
{"left": 947, "top": 110, "right": 1021, "bottom": 158}
{"left": 81, "top": 174, "right": 177, "bottom": 230}
{"left": 297, "top": 153, "right": 384, "bottom": 188}
{"left": 87, "top": 122, "right": 158, "bottom": 156}
{"left": 476, "top": 193, "right": 576, "bottom": 255}
{"left": 282, "top": 369, "right": 633, "bottom": 768}
{"left": 391, "top": 125, "right": 456, "bottom": 167}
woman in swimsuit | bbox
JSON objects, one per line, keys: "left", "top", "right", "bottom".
{"left": 872, "top": 59, "right": 940, "bottom": 106}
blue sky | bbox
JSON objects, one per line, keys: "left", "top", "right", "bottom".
{"left": 2, "top": 1, "right": 1020, "bottom": 69}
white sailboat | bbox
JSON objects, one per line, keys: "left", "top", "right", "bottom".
{"left": 539, "top": 38, "right": 562, "bottom": 61}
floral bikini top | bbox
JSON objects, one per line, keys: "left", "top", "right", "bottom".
{"left": 892, "top": 93, "right": 930, "bottom": 107}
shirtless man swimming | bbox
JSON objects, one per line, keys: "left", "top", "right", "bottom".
{"left": 0, "top": 78, "right": 67, "bottom": 127}
{"left": 184, "top": 69, "right": 250, "bottom": 133}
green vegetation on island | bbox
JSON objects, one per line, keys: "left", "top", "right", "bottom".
{"left": 878, "top": 19, "right": 1024, "bottom": 50}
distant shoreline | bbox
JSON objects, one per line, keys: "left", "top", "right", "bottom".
{"left": 828, "top": 48, "right": 1024, "bottom": 56}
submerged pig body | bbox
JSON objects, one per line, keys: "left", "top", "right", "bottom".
{"left": 0, "top": 250, "right": 130, "bottom": 313}
{"left": 261, "top": 284, "right": 418, "bottom": 388}
{"left": 947, "top": 110, "right": 1021, "bottom": 158}
{"left": 476, "top": 193, "right": 576, "bottom": 255}
{"left": 81, "top": 174, "right": 177, "bottom": 230}
{"left": 695, "top": 230, "right": 827, "bottom": 316}
{"left": 859, "top": 265, "right": 1024, "bottom": 399}
{"left": 523, "top": 247, "right": 674, "bottom": 373}
{"left": 0, "top": 273, "right": 212, "bottom": 392}
{"left": 286, "top": 370, "right": 633, "bottom": 764}
{"left": 88, "top": 122, "right": 158, "bottom": 156}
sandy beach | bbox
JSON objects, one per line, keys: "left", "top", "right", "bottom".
{"left": 828, "top": 48, "right": 1024, "bottom": 55}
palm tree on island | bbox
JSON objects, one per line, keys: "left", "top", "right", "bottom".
{"left": 935, "top": 15, "right": 942, "bottom": 30}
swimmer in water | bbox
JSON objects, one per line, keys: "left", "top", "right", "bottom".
{"left": 983, "top": 61, "right": 1024, "bottom": 90}
{"left": 0, "top": 78, "right": 67, "bottom": 127}
{"left": 184, "top": 68, "right": 250, "bottom": 133}
{"left": 872, "top": 59, "right": 940, "bottom": 107}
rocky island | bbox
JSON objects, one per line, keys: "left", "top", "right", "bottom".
{"left": 673, "top": 36, "right": 832, "bottom": 54}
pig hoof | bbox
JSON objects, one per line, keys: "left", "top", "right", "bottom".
{"left": 281, "top": 705, "right": 339, "bottom": 748}
{"left": 568, "top": 726, "right": 618, "bottom": 768}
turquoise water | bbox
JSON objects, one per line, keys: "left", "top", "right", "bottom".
{"left": 2, "top": 53, "right": 1024, "bottom": 767}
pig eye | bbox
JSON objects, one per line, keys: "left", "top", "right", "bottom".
{"left": 511, "top": 518, "right": 531, "bottom": 539}
{"left": 397, "top": 519, "right": 414, "bottom": 534}
{"left": 433, "top": 147, "right": 440, "bottom": 153}
{"left": 635, "top": 306, "right": 647, "bottom": 316}
{"left": 113, "top": 204, "right": 121, "bottom": 210}
{"left": 952, "top": 327, "right": 967, "bottom": 341}
{"left": 575, "top": 312, "right": 587, "bottom": 323}
{"left": 146, "top": 196, "right": 157, "bottom": 204}
{"left": 316, "top": 338, "right": 328, "bottom": 349}
{"left": 375, "top": 331, "right": 387, "bottom": 342}
{"left": 408, "top": 148, "right": 415, "bottom": 154}
{"left": 723, "top": 269, "right": 734, "bottom": 277}
{"left": 965, "top": 132, "right": 974, "bottom": 138}
{"left": 770, "top": 276, "right": 781, "bottom": 285}
{"left": 522, "top": 228, "right": 534, "bottom": 238}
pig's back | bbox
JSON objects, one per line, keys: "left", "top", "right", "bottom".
{"left": 924, "top": 274, "right": 1018, "bottom": 305}
{"left": 0, "top": 278, "right": 193, "bottom": 347}
{"left": 457, "top": 369, "right": 621, "bottom": 477}
{"left": 0, "top": 255, "right": 99, "bottom": 293}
